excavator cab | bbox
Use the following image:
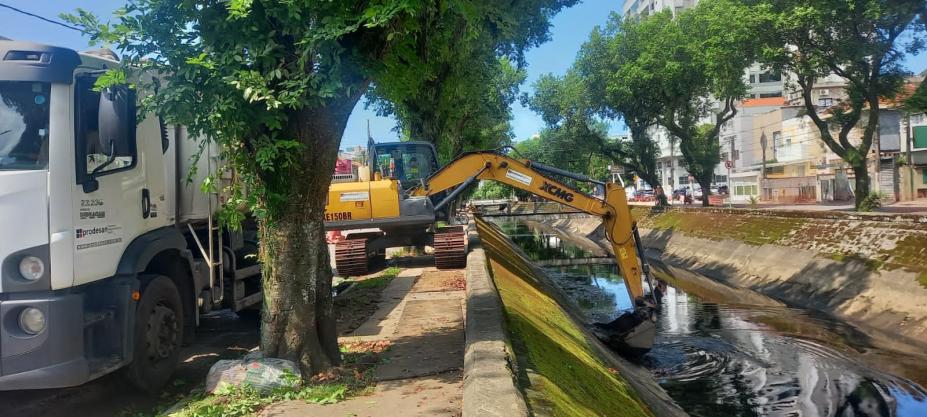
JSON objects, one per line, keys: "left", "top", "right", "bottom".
{"left": 369, "top": 142, "right": 439, "bottom": 191}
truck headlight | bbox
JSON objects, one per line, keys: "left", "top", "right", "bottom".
{"left": 19, "top": 307, "right": 46, "bottom": 335}
{"left": 18, "top": 256, "right": 45, "bottom": 281}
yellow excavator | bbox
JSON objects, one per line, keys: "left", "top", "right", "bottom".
{"left": 324, "top": 146, "right": 657, "bottom": 351}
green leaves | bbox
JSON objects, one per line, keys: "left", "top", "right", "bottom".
{"left": 227, "top": 0, "right": 254, "bottom": 19}
{"left": 91, "top": 69, "right": 129, "bottom": 92}
{"left": 760, "top": 0, "right": 926, "bottom": 208}
{"left": 568, "top": 0, "right": 767, "bottom": 197}
{"left": 366, "top": 1, "right": 574, "bottom": 162}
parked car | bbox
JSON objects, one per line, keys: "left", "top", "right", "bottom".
{"left": 718, "top": 185, "right": 729, "bottom": 195}
{"left": 631, "top": 189, "right": 655, "bottom": 202}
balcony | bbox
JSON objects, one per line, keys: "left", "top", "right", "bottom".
{"left": 773, "top": 142, "right": 810, "bottom": 163}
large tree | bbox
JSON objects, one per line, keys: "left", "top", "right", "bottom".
{"left": 366, "top": 0, "right": 572, "bottom": 162}
{"left": 576, "top": 21, "right": 664, "bottom": 191}
{"left": 761, "top": 0, "right": 926, "bottom": 209}
{"left": 587, "top": 1, "right": 764, "bottom": 205}
{"left": 370, "top": 56, "right": 527, "bottom": 162}
{"left": 67, "top": 0, "right": 574, "bottom": 377}
{"left": 528, "top": 71, "right": 659, "bottom": 190}
{"left": 907, "top": 80, "right": 927, "bottom": 114}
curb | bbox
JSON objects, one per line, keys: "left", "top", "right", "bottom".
{"left": 462, "top": 221, "right": 529, "bottom": 417}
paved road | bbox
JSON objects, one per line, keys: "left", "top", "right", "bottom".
{"left": 0, "top": 310, "right": 259, "bottom": 417}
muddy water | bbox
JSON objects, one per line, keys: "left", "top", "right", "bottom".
{"left": 495, "top": 221, "right": 927, "bottom": 417}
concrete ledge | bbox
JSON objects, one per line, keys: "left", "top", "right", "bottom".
{"left": 462, "top": 223, "right": 529, "bottom": 417}
{"left": 641, "top": 204, "right": 927, "bottom": 224}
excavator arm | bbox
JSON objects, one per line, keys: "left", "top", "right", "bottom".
{"left": 410, "top": 151, "right": 649, "bottom": 304}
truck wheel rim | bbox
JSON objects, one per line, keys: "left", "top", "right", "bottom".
{"left": 147, "top": 303, "right": 179, "bottom": 361}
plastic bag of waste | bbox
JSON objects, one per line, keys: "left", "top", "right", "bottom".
{"left": 205, "top": 354, "right": 300, "bottom": 394}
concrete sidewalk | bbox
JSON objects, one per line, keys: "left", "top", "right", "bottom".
{"left": 261, "top": 267, "right": 466, "bottom": 417}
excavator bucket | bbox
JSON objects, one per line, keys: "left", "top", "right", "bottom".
{"left": 592, "top": 302, "right": 657, "bottom": 355}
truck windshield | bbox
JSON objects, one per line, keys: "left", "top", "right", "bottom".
{"left": 0, "top": 81, "right": 51, "bottom": 170}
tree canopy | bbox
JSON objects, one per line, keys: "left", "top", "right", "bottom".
{"left": 575, "top": 0, "right": 764, "bottom": 204}
{"left": 760, "top": 0, "right": 926, "bottom": 209}
{"left": 66, "top": 0, "right": 577, "bottom": 376}
{"left": 527, "top": 70, "right": 658, "bottom": 190}
{"left": 365, "top": 1, "right": 575, "bottom": 162}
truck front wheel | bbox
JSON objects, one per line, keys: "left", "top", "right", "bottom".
{"left": 124, "top": 274, "right": 184, "bottom": 393}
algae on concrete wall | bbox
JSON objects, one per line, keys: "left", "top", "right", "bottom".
{"left": 632, "top": 206, "right": 927, "bottom": 287}
{"left": 476, "top": 220, "right": 653, "bottom": 417}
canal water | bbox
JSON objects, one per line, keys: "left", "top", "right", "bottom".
{"left": 495, "top": 221, "right": 927, "bottom": 417}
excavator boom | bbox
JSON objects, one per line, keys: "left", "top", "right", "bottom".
{"left": 411, "top": 150, "right": 656, "bottom": 352}
{"left": 410, "top": 150, "right": 649, "bottom": 308}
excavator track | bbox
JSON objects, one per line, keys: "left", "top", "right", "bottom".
{"left": 334, "top": 238, "right": 369, "bottom": 276}
{"left": 433, "top": 227, "right": 467, "bottom": 269}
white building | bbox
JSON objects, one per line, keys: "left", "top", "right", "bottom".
{"left": 622, "top": 0, "right": 696, "bottom": 17}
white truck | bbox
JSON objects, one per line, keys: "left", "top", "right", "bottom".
{"left": 0, "top": 39, "right": 262, "bottom": 391}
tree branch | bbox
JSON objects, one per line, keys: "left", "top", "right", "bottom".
{"left": 798, "top": 76, "right": 848, "bottom": 159}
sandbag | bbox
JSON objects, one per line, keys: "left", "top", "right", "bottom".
{"left": 205, "top": 353, "right": 300, "bottom": 394}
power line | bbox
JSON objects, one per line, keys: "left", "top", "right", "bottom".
{"left": 0, "top": 2, "right": 83, "bottom": 32}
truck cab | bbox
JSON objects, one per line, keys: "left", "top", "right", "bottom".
{"left": 0, "top": 40, "right": 260, "bottom": 391}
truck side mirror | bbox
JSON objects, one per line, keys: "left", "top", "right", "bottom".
{"left": 82, "top": 84, "right": 136, "bottom": 193}
{"left": 98, "top": 84, "right": 134, "bottom": 157}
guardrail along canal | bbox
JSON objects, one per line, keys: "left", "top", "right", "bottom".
{"left": 493, "top": 220, "right": 927, "bottom": 417}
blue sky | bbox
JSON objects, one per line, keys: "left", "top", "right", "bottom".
{"left": 3, "top": 0, "right": 926, "bottom": 149}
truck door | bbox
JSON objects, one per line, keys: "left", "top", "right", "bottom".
{"left": 70, "top": 75, "right": 150, "bottom": 287}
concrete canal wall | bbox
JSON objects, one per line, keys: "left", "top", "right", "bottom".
{"left": 542, "top": 207, "right": 927, "bottom": 350}
{"left": 472, "top": 218, "right": 687, "bottom": 417}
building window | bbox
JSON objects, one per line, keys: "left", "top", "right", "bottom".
{"left": 923, "top": 169, "right": 927, "bottom": 185}
{"left": 734, "top": 185, "right": 758, "bottom": 196}
{"left": 734, "top": 149, "right": 741, "bottom": 160}
{"left": 679, "top": 176, "right": 689, "bottom": 185}
{"left": 714, "top": 174, "right": 728, "bottom": 184}
{"left": 915, "top": 126, "right": 927, "bottom": 149}
{"left": 758, "top": 71, "right": 782, "bottom": 83}
{"left": 749, "top": 74, "right": 756, "bottom": 84}
{"left": 759, "top": 92, "right": 783, "bottom": 98}
{"left": 818, "top": 98, "right": 834, "bottom": 107}
{"left": 772, "top": 131, "right": 782, "bottom": 158}
{"left": 721, "top": 152, "right": 729, "bottom": 161}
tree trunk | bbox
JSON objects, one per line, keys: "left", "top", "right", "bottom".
{"left": 259, "top": 95, "right": 361, "bottom": 377}
{"left": 852, "top": 164, "right": 871, "bottom": 209}
{"left": 699, "top": 175, "right": 712, "bottom": 207}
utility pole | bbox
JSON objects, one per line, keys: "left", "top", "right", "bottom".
{"left": 669, "top": 136, "right": 676, "bottom": 204}
{"left": 728, "top": 136, "right": 735, "bottom": 208}
{"left": 874, "top": 121, "right": 881, "bottom": 198}
{"left": 760, "top": 130, "right": 768, "bottom": 201}
{"left": 907, "top": 112, "right": 914, "bottom": 200}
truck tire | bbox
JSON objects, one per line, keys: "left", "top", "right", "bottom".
{"left": 124, "top": 274, "right": 184, "bottom": 393}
